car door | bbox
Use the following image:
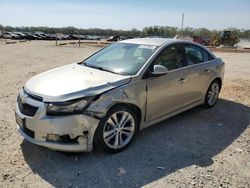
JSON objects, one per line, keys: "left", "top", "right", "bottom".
{"left": 146, "top": 44, "right": 203, "bottom": 122}
{"left": 183, "top": 44, "right": 216, "bottom": 96}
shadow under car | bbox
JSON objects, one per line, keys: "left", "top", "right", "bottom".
{"left": 20, "top": 99, "right": 250, "bottom": 187}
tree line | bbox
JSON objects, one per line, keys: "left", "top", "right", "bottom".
{"left": 1, "top": 24, "right": 250, "bottom": 38}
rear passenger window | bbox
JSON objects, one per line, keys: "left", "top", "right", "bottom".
{"left": 185, "top": 45, "right": 204, "bottom": 65}
{"left": 202, "top": 49, "right": 215, "bottom": 62}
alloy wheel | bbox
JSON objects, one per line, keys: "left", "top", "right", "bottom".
{"left": 207, "top": 82, "right": 219, "bottom": 106}
{"left": 103, "top": 111, "right": 135, "bottom": 149}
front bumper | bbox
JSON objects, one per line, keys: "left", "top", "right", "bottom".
{"left": 15, "top": 91, "right": 100, "bottom": 152}
{"left": 17, "top": 125, "right": 88, "bottom": 152}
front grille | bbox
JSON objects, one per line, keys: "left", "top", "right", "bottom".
{"left": 17, "top": 95, "right": 39, "bottom": 116}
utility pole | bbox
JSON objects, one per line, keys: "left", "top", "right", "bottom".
{"left": 5, "top": 32, "right": 7, "bottom": 44}
{"left": 180, "top": 13, "right": 184, "bottom": 37}
{"left": 181, "top": 13, "right": 184, "bottom": 30}
{"left": 78, "top": 33, "right": 80, "bottom": 47}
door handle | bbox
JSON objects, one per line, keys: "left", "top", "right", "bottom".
{"left": 205, "top": 69, "right": 211, "bottom": 73}
{"left": 178, "top": 78, "right": 186, "bottom": 83}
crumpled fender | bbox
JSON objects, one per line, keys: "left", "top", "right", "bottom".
{"left": 87, "top": 79, "right": 147, "bottom": 123}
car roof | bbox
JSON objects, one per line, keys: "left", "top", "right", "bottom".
{"left": 119, "top": 37, "right": 181, "bottom": 46}
{"left": 118, "top": 37, "right": 215, "bottom": 57}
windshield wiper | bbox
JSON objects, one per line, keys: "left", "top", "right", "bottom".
{"left": 83, "top": 62, "right": 119, "bottom": 75}
{"left": 96, "top": 66, "right": 120, "bottom": 75}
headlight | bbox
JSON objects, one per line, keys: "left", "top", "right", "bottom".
{"left": 46, "top": 96, "right": 95, "bottom": 115}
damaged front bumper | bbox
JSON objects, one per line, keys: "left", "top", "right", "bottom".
{"left": 15, "top": 92, "right": 100, "bottom": 152}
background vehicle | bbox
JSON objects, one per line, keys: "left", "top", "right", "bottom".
{"left": 191, "top": 35, "right": 209, "bottom": 46}
{"left": 12, "top": 32, "right": 27, "bottom": 39}
{"left": 4, "top": 32, "right": 21, "bottom": 39}
{"left": 68, "top": 34, "right": 79, "bottom": 40}
{"left": 210, "top": 30, "right": 239, "bottom": 46}
{"left": 107, "top": 35, "right": 120, "bottom": 42}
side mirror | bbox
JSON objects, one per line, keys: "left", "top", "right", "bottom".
{"left": 151, "top": 65, "right": 168, "bottom": 77}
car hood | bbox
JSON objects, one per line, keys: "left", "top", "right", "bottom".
{"left": 24, "top": 63, "right": 131, "bottom": 102}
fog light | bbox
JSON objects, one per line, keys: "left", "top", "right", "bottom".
{"left": 78, "top": 136, "right": 87, "bottom": 144}
{"left": 46, "top": 134, "right": 60, "bottom": 142}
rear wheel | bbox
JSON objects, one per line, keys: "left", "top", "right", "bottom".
{"left": 95, "top": 106, "right": 138, "bottom": 153}
{"left": 204, "top": 80, "right": 220, "bottom": 108}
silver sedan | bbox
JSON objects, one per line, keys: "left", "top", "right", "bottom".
{"left": 15, "top": 38, "right": 225, "bottom": 153}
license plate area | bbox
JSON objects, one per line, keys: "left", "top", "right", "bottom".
{"left": 15, "top": 112, "right": 25, "bottom": 130}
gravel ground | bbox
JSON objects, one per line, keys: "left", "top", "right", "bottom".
{"left": 0, "top": 41, "right": 249, "bottom": 188}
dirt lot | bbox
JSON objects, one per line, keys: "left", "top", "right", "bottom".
{"left": 0, "top": 40, "right": 249, "bottom": 188}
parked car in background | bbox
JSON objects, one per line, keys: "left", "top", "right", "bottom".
{"left": 34, "top": 32, "right": 49, "bottom": 40}
{"left": 68, "top": 34, "right": 79, "bottom": 40}
{"left": 2, "top": 31, "right": 126, "bottom": 41}
{"left": 15, "top": 38, "right": 224, "bottom": 153}
{"left": 23, "top": 32, "right": 40, "bottom": 40}
{"left": 55, "top": 34, "right": 70, "bottom": 40}
{"left": 12, "top": 32, "right": 27, "bottom": 39}
{"left": 88, "top": 35, "right": 101, "bottom": 40}
{"left": 4, "top": 32, "right": 21, "bottom": 39}
{"left": 33, "top": 33, "right": 43, "bottom": 40}
{"left": 79, "top": 35, "right": 87, "bottom": 40}
{"left": 107, "top": 35, "right": 120, "bottom": 42}
{"left": 46, "top": 34, "right": 57, "bottom": 40}
{"left": 61, "top": 34, "right": 70, "bottom": 40}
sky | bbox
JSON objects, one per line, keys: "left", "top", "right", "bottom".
{"left": 0, "top": 0, "right": 250, "bottom": 30}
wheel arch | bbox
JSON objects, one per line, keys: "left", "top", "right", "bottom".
{"left": 211, "top": 77, "right": 222, "bottom": 91}
{"left": 203, "top": 77, "right": 222, "bottom": 108}
{"left": 93, "top": 102, "right": 142, "bottom": 152}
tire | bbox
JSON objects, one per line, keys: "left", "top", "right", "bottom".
{"left": 213, "top": 40, "right": 220, "bottom": 46}
{"left": 95, "top": 105, "right": 138, "bottom": 153}
{"left": 204, "top": 80, "right": 221, "bottom": 108}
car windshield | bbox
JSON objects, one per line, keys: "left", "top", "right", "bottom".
{"left": 84, "top": 43, "right": 158, "bottom": 75}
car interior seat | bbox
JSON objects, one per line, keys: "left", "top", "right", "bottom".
{"left": 186, "top": 50, "right": 202, "bottom": 64}
{"left": 160, "top": 48, "right": 180, "bottom": 70}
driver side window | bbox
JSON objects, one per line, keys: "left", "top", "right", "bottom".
{"left": 154, "top": 45, "right": 183, "bottom": 71}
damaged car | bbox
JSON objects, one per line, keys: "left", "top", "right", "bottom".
{"left": 15, "top": 38, "right": 224, "bottom": 153}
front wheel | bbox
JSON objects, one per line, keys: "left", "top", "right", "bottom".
{"left": 213, "top": 40, "right": 221, "bottom": 46}
{"left": 95, "top": 106, "right": 138, "bottom": 153}
{"left": 204, "top": 80, "right": 220, "bottom": 108}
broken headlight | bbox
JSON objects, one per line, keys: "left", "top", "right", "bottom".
{"left": 46, "top": 96, "right": 95, "bottom": 115}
